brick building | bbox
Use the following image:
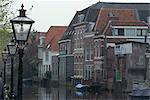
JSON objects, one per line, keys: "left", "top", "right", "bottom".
{"left": 115, "top": 41, "right": 149, "bottom": 91}
{"left": 58, "top": 2, "right": 150, "bottom": 86}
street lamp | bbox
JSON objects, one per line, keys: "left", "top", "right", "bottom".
{"left": 2, "top": 48, "right": 8, "bottom": 85}
{"left": 7, "top": 38, "right": 17, "bottom": 97}
{"left": 10, "top": 4, "right": 34, "bottom": 100}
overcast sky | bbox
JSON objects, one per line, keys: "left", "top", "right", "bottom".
{"left": 12, "top": 0, "right": 150, "bottom": 32}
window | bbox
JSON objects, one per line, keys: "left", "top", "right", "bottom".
{"left": 102, "top": 69, "right": 107, "bottom": 80}
{"left": 78, "top": 14, "right": 84, "bottom": 23}
{"left": 47, "top": 65, "right": 49, "bottom": 71}
{"left": 95, "top": 46, "right": 98, "bottom": 57}
{"left": 77, "top": 56, "right": 79, "bottom": 63}
{"left": 81, "top": 56, "right": 83, "bottom": 62}
{"left": 139, "top": 56, "right": 144, "bottom": 65}
{"left": 147, "top": 16, "right": 150, "bottom": 24}
{"left": 88, "top": 70, "right": 90, "bottom": 80}
{"left": 142, "top": 30, "right": 147, "bottom": 36}
{"left": 101, "top": 47, "right": 104, "bottom": 56}
{"left": 90, "top": 46, "right": 94, "bottom": 59}
{"left": 40, "top": 38, "right": 45, "bottom": 45}
{"left": 79, "top": 41, "right": 81, "bottom": 48}
{"left": 88, "top": 22, "right": 95, "bottom": 32}
{"left": 112, "top": 28, "right": 116, "bottom": 36}
{"left": 125, "top": 28, "right": 136, "bottom": 36}
{"left": 49, "top": 65, "right": 51, "bottom": 71}
{"left": 45, "top": 51, "right": 49, "bottom": 61}
{"left": 79, "top": 56, "right": 80, "bottom": 63}
{"left": 78, "top": 31, "right": 80, "bottom": 40}
{"left": 85, "top": 48, "right": 90, "bottom": 60}
{"left": 85, "top": 69, "right": 87, "bottom": 79}
{"left": 112, "top": 28, "right": 118, "bottom": 36}
{"left": 60, "top": 44, "right": 64, "bottom": 51}
{"left": 74, "top": 40, "right": 76, "bottom": 49}
{"left": 118, "top": 28, "right": 124, "bottom": 36}
{"left": 55, "top": 67, "right": 57, "bottom": 75}
{"left": 87, "top": 66, "right": 92, "bottom": 80}
{"left": 137, "top": 29, "right": 147, "bottom": 36}
{"left": 96, "top": 47, "right": 99, "bottom": 57}
{"left": 137, "top": 29, "right": 142, "bottom": 36}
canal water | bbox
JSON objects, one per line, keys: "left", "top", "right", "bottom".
{"left": 23, "top": 85, "right": 130, "bottom": 100}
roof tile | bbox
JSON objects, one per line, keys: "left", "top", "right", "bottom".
{"left": 45, "top": 26, "right": 67, "bottom": 52}
{"left": 94, "top": 8, "right": 137, "bottom": 32}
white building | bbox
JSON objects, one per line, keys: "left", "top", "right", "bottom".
{"left": 42, "top": 48, "right": 58, "bottom": 78}
{"left": 38, "top": 32, "right": 46, "bottom": 79}
{"left": 38, "top": 26, "right": 67, "bottom": 79}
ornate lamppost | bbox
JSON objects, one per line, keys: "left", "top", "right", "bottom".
{"left": 10, "top": 4, "right": 34, "bottom": 100}
{"left": 2, "top": 48, "right": 8, "bottom": 85}
{"left": 7, "top": 38, "right": 17, "bottom": 97}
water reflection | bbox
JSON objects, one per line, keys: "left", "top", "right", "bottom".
{"left": 23, "top": 85, "right": 129, "bottom": 100}
{"left": 38, "top": 87, "right": 51, "bottom": 100}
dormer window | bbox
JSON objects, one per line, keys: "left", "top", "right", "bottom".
{"left": 112, "top": 26, "right": 148, "bottom": 36}
{"left": 137, "top": 29, "right": 147, "bottom": 36}
{"left": 88, "top": 22, "right": 95, "bottom": 32}
{"left": 78, "top": 14, "right": 84, "bottom": 23}
{"left": 112, "top": 28, "right": 124, "bottom": 36}
{"left": 118, "top": 28, "right": 124, "bottom": 36}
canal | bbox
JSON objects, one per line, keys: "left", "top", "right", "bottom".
{"left": 23, "top": 84, "right": 130, "bottom": 100}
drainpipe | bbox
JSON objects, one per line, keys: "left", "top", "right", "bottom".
{"left": 58, "top": 57, "right": 60, "bottom": 84}
{"left": 104, "top": 31, "right": 107, "bottom": 81}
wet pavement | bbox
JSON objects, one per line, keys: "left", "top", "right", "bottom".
{"left": 23, "top": 84, "right": 130, "bottom": 100}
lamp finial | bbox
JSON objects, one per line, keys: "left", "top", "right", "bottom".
{"left": 21, "top": 4, "right": 24, "bottom": 9}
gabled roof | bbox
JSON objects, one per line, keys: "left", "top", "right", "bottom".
{"left": 91, "top": 2, "right": 150, "bottom": 22}
{"left": 92, "top": 2, "right": 150, "bottom": 10}
{"left": 60, "top": 2, "right": 150, "bottom": 41}
{"left": 60, "top": 7, "right": 99, "bottom": 40}
{"left": 45, "top": 26, "right": 67, "bottom": 52}
{"left": 94, "top": 8, "right": 137, "bottom": 32}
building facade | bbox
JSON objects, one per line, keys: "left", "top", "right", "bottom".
{"left": 38, "top": 32, "right": 46, "bottom": 79}
{"left": 58, "top": 55, "right": 74, "bottom": 84}
{"left": 58, "top": 2, "right": 150, "bottom": 88}
{"left": 115, "top": 41, "right": 148, "bottom": 91}
{"left": 51, "top": 55, "right": 59, "bottom": 81}
{"left": 38, "top": 26, "right": 67, "bottom": 79}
